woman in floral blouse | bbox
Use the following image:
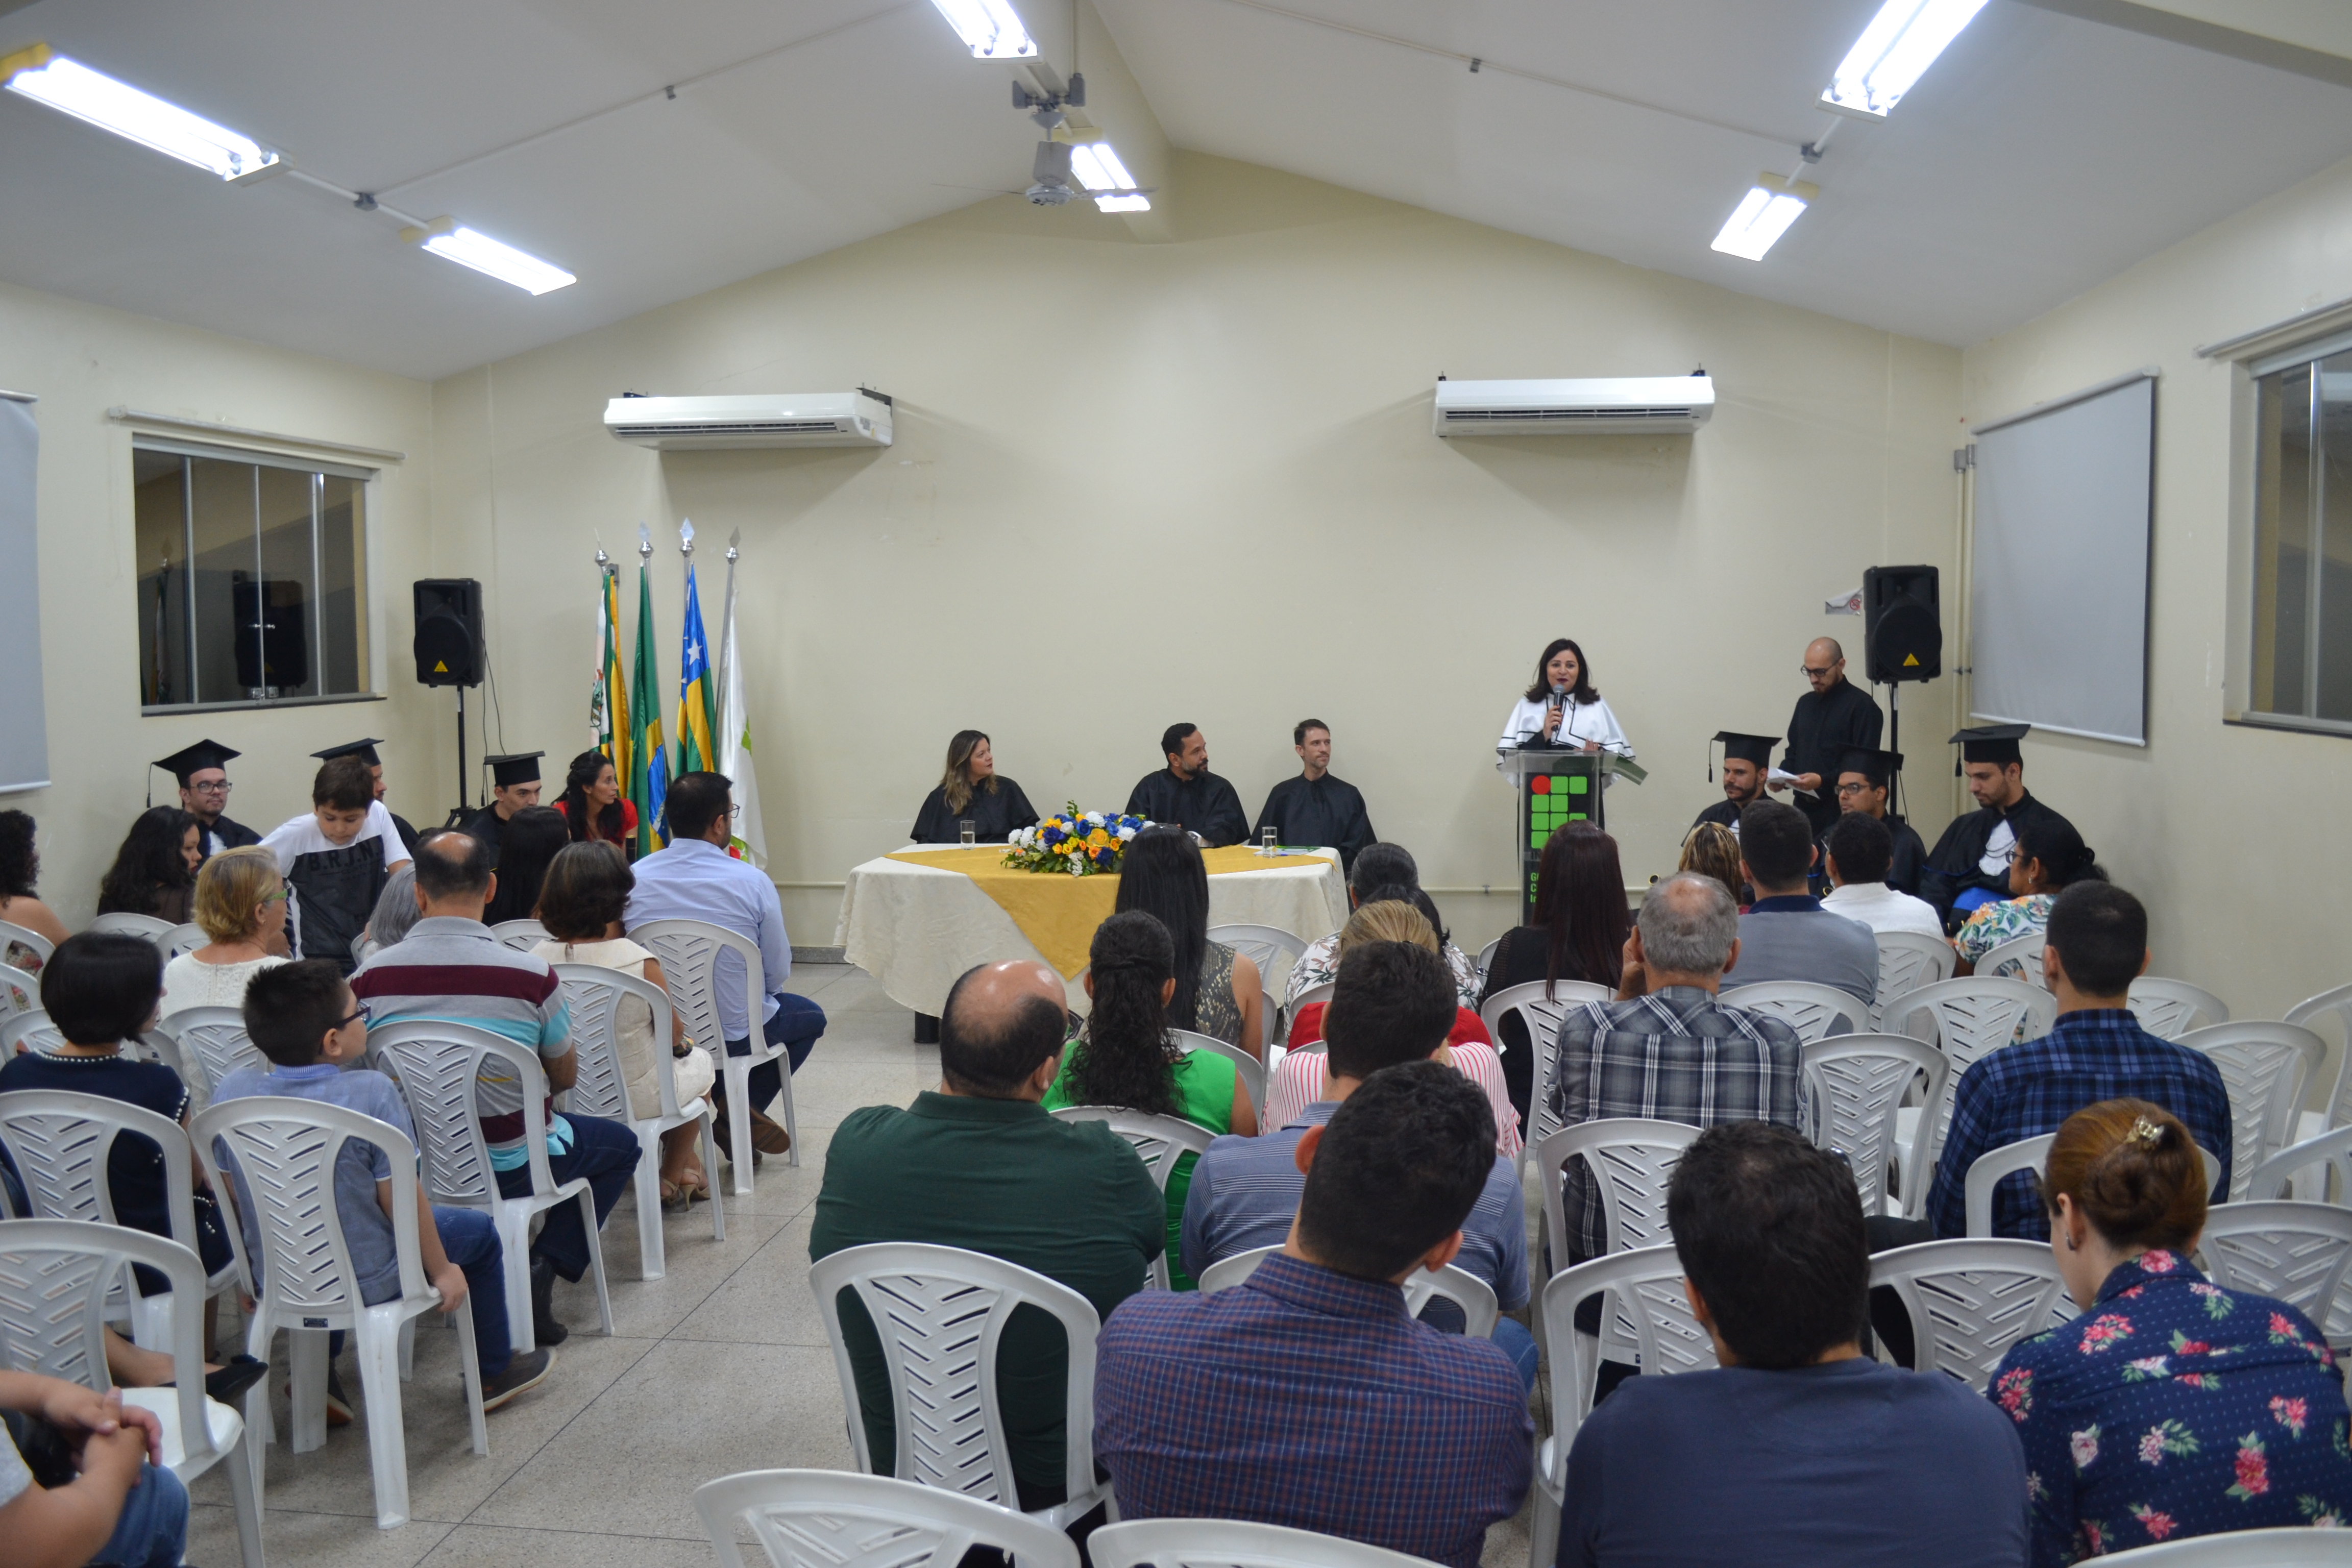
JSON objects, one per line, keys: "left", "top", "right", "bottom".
{"left": 1990, "top": 1099, "right": 2352, "bottom": 1564}
{"left": 1953, "top": 814, "right": 2104, "bottom": 972}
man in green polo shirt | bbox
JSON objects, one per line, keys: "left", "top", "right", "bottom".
{"left": 810, "top": 959, "right": 1164, "bottom": 1513}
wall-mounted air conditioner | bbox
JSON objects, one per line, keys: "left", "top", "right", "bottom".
{"left": 602, "top": 390, "right": 893, "bottom": 450}
{"left": 1432, "top": 376, "right": 1713, "bottom": 436}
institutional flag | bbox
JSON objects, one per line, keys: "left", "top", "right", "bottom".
{"left": 717, "top": 559, "right": 766, "bottom": 866}
{"left": 594, "top": 563, "right": 631, "bottom": 790}
{"left": 676, "top": 559, "right": 718, "bottom": 778}
{"left": 629, "top": 557, "right": 668, "bottom": 854}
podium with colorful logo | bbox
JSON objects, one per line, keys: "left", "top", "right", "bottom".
{"left": 1499, "top": 749, "right": 1644, "bottom": 922}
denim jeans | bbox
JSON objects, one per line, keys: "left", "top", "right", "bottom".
{"left": 332, "top": 1205, "right": 514, "bottom": 1379}
{"left": 1492, "top": 1315, "right": 1541, "bottom": 1391}
{"left": 492, "top": 1113, "right": 642, "bottom": 1282}
{"left": 720, "top": 991, "right": 827, "bottom": 1113}
{"left": 91, "top": 1460, "right": 188, "bottom": 1568}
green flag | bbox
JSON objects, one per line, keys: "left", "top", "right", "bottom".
{"left": 629, "top": 557, "right": 668, "bottom": 855}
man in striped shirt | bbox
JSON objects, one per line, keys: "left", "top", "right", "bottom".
{"left": 351, "top": 830, "right": 641, "bottom": 1346}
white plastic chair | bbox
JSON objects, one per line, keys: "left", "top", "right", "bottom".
{"left": 632, "top": 916, "right": 797, "bottom": 1190}
{"left": 1474, "top": 936, "right": 1501, "bottom": 985}
{"left": 370, "top": 1019, "right": 615, "bottom": 1353}
{"left": 2128, "top": 977, "right": 2230, "bottom": 1040}
{"left": 1208, "top": 922, "right": 1307, "bottom": 1046}
{"left": 2089, "top": 1529, "right": 2352, "bottom": 1565}
{"left": 1093, "top": 1517, "right": 1450, "bottom": 1568}
{"left": 1530, "top": 1245, "right": 1716, "bottom": 1568}
{"left": 0, "top": 960, "right": 38, "bottom": 1016}
{"left": 491, "top": 918, "right": 550, "bottom": 951}
{"left": 1718, "top": 980, "right": 1868, "bottom": 1044}
{"left": 2180, "top": 1020, "right": 2325, "bottom": 1199}
{"left": 0, "top": 1218, "right": 266, "bottom": 1567}
{"left": 1051, "top": 1107, "right": 1214, "bottom": 1290}
{"left": 159, "top": 1004, "right": 265, "bottom": 1110}
{"left": 87, "top": 911, "right": 177, "bottom": 942}
{"left": 1976, "top": 928, "right": 2048, "bottom": 987}
{"left": 0, "top": 1007, "right": 61, "bottom": 1056}
{"left": 2287, "top": 982, "right": 2352, "bottom": 1132}
{"left": 1886, "top": 976, "right": 2057, "bottom": 1179}
{"left": 1802, "top": 1033, "right": 1946, "bottom": 1217}
{"left": 1531, "top": 1118, "right": 1698, "bottom": 1278}
{"left": 1172, "top": 1027, "right": 1265, "bottom": 1119}
{"left": 164, "top": 922, "right": 208, "bottom": 960}
{"left": 808, "top": 1241, "right": 1112, "bottom": 1531}
{"left": 0, "top": 1087, "right": 242, "bottom": 1349}
{"left": 1871, "top": 930, "right": 1954, "bottom": 1029}
{"left": 695, "top": 1468, "right": 1083, "bottom": 1568}
{"left": 0, "top": 918, "right": 54, "bottom": 968}
{"left": 192, "top": 1096, "right": 488, "bottom": 1529}
{"left": 1964, "top": 1134, "right": 2054, "bottom": 1238}
{"left": 1482, "top": 979, "right": 1611, "bottom": 1172}
{"left": 1868, "top": 1238, "right": 2072, "bottom": 1391}
{"left": 552, "top": 962, "right": 724, "bottom": 1281}
{"left": 2244, "top": 1124, "right": 2352, "bottom": 1205}
{"left": 1195, "top": 1241, "right": 1499, "bottom": 1336}
{"left": 2197, "top": 1200, "right": 2352, "bottom": 1344}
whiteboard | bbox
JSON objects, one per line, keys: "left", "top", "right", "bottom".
{"left": 1969, "top": 373, "right": 2154, "bottom": 746}
{"left": 0, "top": 396, "right": 47, "bottom": 793}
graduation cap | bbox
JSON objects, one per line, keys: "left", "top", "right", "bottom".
{"left": 1707, "top": 730, "right": 1777, "bottom": 782}
{"left": 312, "top": 739, "right": 383, "bottom": 767}
{"left": 1950, "top": 723, "right": 2029, "bottom": 775}
{"left": 153, "top": 739, "right": 239, "bottom": 785}
{"left": 486, "top": 752, "right": 543, "bottom": 788}
{"left": 1839, "top": 747, "right": 1903, "bottom": 788}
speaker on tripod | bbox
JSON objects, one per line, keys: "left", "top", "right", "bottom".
{"left": 1864, "top": 565, "right": 1941, "bottom": 684}
{"left": 413, "top": 579, "right": 485, "bottom": 821}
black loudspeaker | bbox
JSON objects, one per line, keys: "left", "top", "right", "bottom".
{"left": 233, "top": 578, "right": 309, "bottom": 691}
{"left": 413, "top": 578, "right": 484, "bottom": 688}
{"left": 1864, "top": 565, "right": 1942, "bottom": 683}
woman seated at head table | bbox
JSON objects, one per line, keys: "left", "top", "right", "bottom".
{"left": 909, "top": 729, "right": 1041, "bottom": 844}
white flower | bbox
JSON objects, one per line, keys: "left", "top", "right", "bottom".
{"left": 1084, "top": 812, "right": 1105, "bottom": 827}
{"left": 1066, "top": 854, "right": 1085, "bottom": 876}
{"left": 1116, "top": 825, "right": 1138, "bottom": 842}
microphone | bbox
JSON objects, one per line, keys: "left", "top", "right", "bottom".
{"left": 1549, "top": 682, "right": 1568, "bottom": 742}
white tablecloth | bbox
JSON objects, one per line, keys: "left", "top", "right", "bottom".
{"left": 836, "top": 845, "right": 1349, "bottom": 1014}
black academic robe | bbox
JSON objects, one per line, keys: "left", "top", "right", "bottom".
{"left": 1815, "top": 811, "right": 1929, "bottom": 895}
{"left": 195, "top": 815, "right": 262, "bottom": 864}
{"left": 459, "top": 805, "right": 512, "bottom": 869}
{"left": 910, "top": 778, "right": 1041, "bottom": 843}
{"left": 1254, "top": 774, "right": 1376, "bottom": 872}
{"left": 1784, "top": 681, "right": 1884, "bottom": 834}
{"left": 1920, "top": 790, "right": 2071, "bottom": 924}
{"left": 1690, "top": 799, "right": 1745, "bottom": 835}
{"left": 390, "top": 813, "right": 420, "bottom": 857}
{"left": 1125, "top": 769, "right": 1250, "bottom": 847}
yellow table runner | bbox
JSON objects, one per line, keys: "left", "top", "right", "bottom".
{"left": 884, "top": 843, "right": 1330, "bottom": 977}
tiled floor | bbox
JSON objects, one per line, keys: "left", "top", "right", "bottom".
{"left": 182, "top": 964, "right": 1540, "bottom": 1568}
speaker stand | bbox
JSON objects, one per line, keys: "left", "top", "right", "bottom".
{"left": 443, "top": 685, "right": 472, "bottom": 828}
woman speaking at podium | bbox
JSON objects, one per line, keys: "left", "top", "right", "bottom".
{"left": 1497, "top": 638, "right": 1633, "bottom": 762}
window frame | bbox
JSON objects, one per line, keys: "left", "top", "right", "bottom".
{"left": 2232, "top": 324, "right": 2352, "bottom": 739}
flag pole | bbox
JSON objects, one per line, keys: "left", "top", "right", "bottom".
{"left": 716, "top": 528, "right": 740, "bottom": 735}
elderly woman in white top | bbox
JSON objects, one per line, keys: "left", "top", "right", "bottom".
{"left": 1496, "top": 637, "right": 1633, "bottom": 762}
{"left": 157, "top": 846, "right": 291, "bottom": 1018}
{"left": 530, "top": 840, "right": 716, "bottom": 1206}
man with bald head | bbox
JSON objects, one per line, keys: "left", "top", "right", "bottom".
{"left": 1772, "top": 636, "right": 1882, "bottom": 838}
{"left": 810, "top": 960, "right": 1164, "bottom": 1523}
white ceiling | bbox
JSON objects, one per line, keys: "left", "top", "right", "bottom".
{"left": 2, "top": 0, "right": 2348, "bottom": 381}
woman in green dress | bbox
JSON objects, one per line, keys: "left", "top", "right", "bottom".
{"left": 1044, "top": 910, "right": 1258, "bottom": 1288}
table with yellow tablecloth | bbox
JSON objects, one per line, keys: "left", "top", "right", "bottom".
{"left": 835, "top": 843, "right": 1348, "bottom": 1015}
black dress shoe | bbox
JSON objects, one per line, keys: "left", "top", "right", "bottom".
{"left": 528, "top": 1255, "right": 569, "bottom": 1346}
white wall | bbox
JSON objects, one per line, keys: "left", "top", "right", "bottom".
{"left": 1961, "top": 149, "right": 2352, "bottom": 1020}
{"left": 431, "top": 152, "right": 1965, "bottom": 951}
{"left": 0, "top": 278, "right": 434, "bottom": 923}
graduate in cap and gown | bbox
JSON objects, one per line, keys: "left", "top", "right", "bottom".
{"left": 1694, "top": 731, "right": 1777, "bottom": 835}
{"left": 154, "top": 739, "right": 262, "bottom": 863}
{"left": 1832, "top": 746, "right": 1929, "bottom": 896}
{"left": 313, "top": 739, "right": 419, "bottom": 856}
{"left": 460, "top": 753, "right": 544, "bottom": 870}
{"left": 1919, "top": 724, "right": 2074, "bottom": 929}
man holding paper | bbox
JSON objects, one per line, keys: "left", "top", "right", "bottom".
{"left": 1771, "top": 638, "right": 1881, "bottom": 837}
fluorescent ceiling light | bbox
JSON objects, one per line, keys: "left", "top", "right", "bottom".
{"left": 1709, "top": 176, "right": 1814, "bottom": 261}
{"left": 928, "top": 0, "right": 1037, "bottom": 58}
{"left": 405, "top": 223, "right": 575, "bottom": 295}
{"left": 2, "top": 43, "right": 281, "bottom": 181}
{"left": 1092, "top": 193, "right": 1152, "bottom": 213}
{"left": 1069, "top": 142, "right": 1136, "bottom": 191}
{"left": 1821, "top": 0, "right": 1990, "bottom": 117}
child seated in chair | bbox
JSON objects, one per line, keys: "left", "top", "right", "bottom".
{"left": 208, "top": 960, "right": 554, "bottom": 1412}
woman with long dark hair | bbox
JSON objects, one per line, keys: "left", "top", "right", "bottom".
{"left": 1496, "top": 637, "right": 1633, "bottom": 760}
{"left": 554, "top": 749, "right": 636, "bottom": 849}
{"left": 1112, "top": 826, "right": 1263, "bottom": 1058}
{"left": 910, "top": 729, "right": 1040, "bottom": 843}
{"left": 484, "top": 806, "right": 571, "bottom": 926}
{"left": 1953, "top": 813, "right": 2105, "bottom": 973}
{"left": 1477, "top": 824, "right": 1631, "bottom": 1128}
{"left": 96, "top": 806, "right": 201, "bottom": 923}
{"left": 1045, "top": 911, "right": 1256, "bottom": 1289}
{"left": 0, "top": 809, "right": 69, "bottom": 966}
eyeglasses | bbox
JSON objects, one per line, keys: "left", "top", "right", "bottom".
{"left": 1834, "top": 781, "right": 1871, "bottom": 797}
{"left": 1800, "top": 664, "right": 1837, "bottom": 678}
{"left": 188, "top": 781, "right": 232, "bottom": 796}
{"left": 260, "top": 888, "right": 290, "bottom": 904}
{"left": 335, "top": 1002, "right": 371, "bottom": 1030}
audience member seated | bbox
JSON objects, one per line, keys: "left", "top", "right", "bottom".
{"left": 1723, "top": 799, "right": 1878, "bottom": 1005}
{"left": 483, "top": 804, "right": 569, "bottom": 926}
{"left": 1113, "top": 826, "right": 1261, "bottom": 1057}
{"left": 1286, "top": 885, "right": 1494, "bottom": 1051}
{"left": 1477, "top": 823, "right": 1629, "bottom": 1126}
{"left": 94, "top": 806, "right": 200, "bottom": 926}
{"left": 0, "top": 934, "right": 235, "bottom": 1297}
{"left": 259, "top": 756, "right": 413, "bottom": 975}
{"left": 1992, "top": 1099, "right": 2352, "bottom": 1565}
{"left": 1183, "top": 941, "right": 1536, "bottom": 1386}
{"left": 1097, "top": 1062, "right": 1533, "bottom": 1568}
{"left": 1043, "top": 911, "right": 1258, "bottom": 1289}
{"left": 1674, "top": 820, "right": 1744, "bottom": 909}
{"left": 910, "top": 729, "right": 1039, "bottom": 844}
{"left": 1559, "top": 1121, "right": 2027, "bottom": 1567}
{"left": 352, "top": 863, "right": 420, "bottom": 966}
{"left": 157, "top": 846, "right": 290, "bottom": 1017}
{"left": 808, "top": 959, "right": 1164, "bottom": 1524}
{"left": 210, "top": 961, "right": 554, "bottom": 1410}
{"left": 1268, "top": 899, "right": 1518, "bottom": 1162}
{"left": 1286, "top": 842, "right": 1481, "bottom": 1010}
{"left": 0, "top": 1366, "right": 187, "bottom": 1568}
{"left": 554, "top": 749, "right": 638, "bottom": 849}
{"left": 532, "top": 841, "right": 716, "bottom": 1206}
{"left": 1953, "top": 814, "right": 2105, "bottom": 972}
{"left": 626, "top": 771, "right": 823, "bottom": 1165}
{"left": 351, "top": 829, "right": 641, "bottom": 1346}
{"left": 0, "top": 808, "right": 70, "bottom": 967}
{"left": 1818, "top": 813, "right": 1943, "bottom": 939}
{"left": 1925, "top": 883, "right": 2231, "bottom": 1241}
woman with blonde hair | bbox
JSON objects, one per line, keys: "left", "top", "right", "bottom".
{"left": 1990, "top": 1099, "right": 2352, "bottom": 1564}
{"left": 909, "top": 729, "right": 1040, "bottom": 844}
{"left": 158, "top": 845, "right": 290, "bottom": 1017}
{"left": 1258, "top": 895, "right": 1518, "bottom": 1157}
{"left": 1676, "top": 820, "right": 1745, "bottom": 909}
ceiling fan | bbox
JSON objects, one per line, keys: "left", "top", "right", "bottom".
{"left": 936, "top": 75, "right": 1155, "bottom": 210}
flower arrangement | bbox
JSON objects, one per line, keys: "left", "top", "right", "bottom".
{"left": 1003, "top": 804, "right": 1150, "bottom": 876}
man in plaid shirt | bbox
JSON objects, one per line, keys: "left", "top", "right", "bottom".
{"left": 1548, "top": 872, "right": 1805, "bottom": 1265}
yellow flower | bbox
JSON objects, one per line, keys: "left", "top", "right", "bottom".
{"left": 1088, "top": 828, "right": 1110, "bottom": 848}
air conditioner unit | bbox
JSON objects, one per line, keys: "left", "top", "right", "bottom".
{"left": 602, "top": 390, "right": 893, "bottom": 450}
{"left": 1432, "top": 376, "right": 1713, "bottom": 436}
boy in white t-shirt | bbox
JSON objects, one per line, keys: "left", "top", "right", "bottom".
{"left": 261, "top": 756, "right": 413, "bottom": 975}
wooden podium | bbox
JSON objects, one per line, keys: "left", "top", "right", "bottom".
{"left": 1499, "top": 748, "right": 1644, "bottom": 922}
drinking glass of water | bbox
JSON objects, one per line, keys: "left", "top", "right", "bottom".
{"left": 1261, "top": 826, "right": 1279, "bottom": 857}
{"left": 959, "top": 820, "right": 977, "bottom": 846}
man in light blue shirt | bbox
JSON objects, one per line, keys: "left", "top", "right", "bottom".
{"left": 626, "top": 770, "right": 826, "bottom": 1161}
